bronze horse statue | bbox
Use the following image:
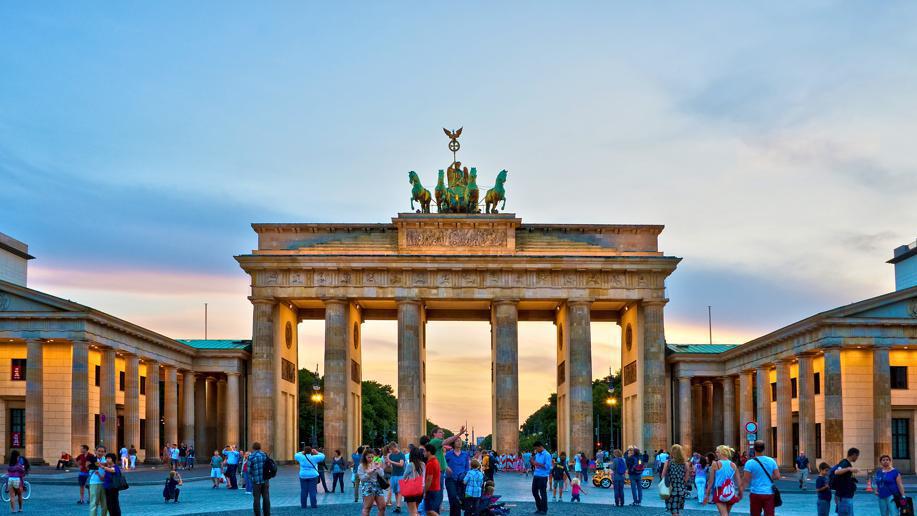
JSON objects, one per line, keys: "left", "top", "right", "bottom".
{"left": 484, "top": 169, "right": 507, "bottom": 213}
{"left": 408, "top": 171, "right": 432, "bottom": 213}
{"left": 435, "top": 170, "right": 447, "bottom": 212}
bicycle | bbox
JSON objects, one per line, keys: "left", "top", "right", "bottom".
{"left": 0, "top": 474, "right": 31, "bottom": 502}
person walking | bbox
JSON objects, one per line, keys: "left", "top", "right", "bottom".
{"left": 210, "top": 450, "right": 224, "bottom": 488}
{"left": 661, "top": 444, "right": 692, "bottom": 516}
{"left": 444, "top": 440, "right": 470, "bottom": 516}
{"left": 387, "top": 443, "right": 407, "bottom": 513}
{"left": 657, "top": 448, "right": 670, "bottom": 481}
{"left": 242, "top": 451, "right": 252, "bottom": 494}
{"left": 705, "top": 445, "right": 742, "bottom": 515}
{"left": 100, "top": 452, "right": 123, "bottom": 516}
{"left": 316, "top": 447, "right": 330, "bottom": 493}
{"left": 352, "top": 446, "right": 365, "bottom": 503}
{"left": 359, "top": 448, "right": 387, "bottom": 516}
{"left": 694, "top": 455, "right": 708, "bottom": 502}
{"left": 402, "top": 447, "right": 427, "bottom": 516}
{"left": 128, "top": 444, "right": 137, "bottom": 470}
{"left": 423, "top": 443, "right": 444, "bottom": 516}
{"left": 530, "top": 441, "right": 551, "bottom": 514}
{"left": 224, "top": 445, "right": 241, "bottom": 489}
{"left": 76, "top": 444, "right": 91, "bottom": 504}
{"left": 796, "top": 451, "right": 810, "bottom": 490}
{"left": 6, "top": 450, "right": 27, "bottom": 513}
{"left": 874, "top": 454, "right": 905, "bottom": 516}
{"left": 295, "top": 445, "right": 325, "bottom": 509}
{"left": 87, "top": 446, "right": 108, "bottom": 516}
{"left": 331, "top": 450, "right": 347, "bottom": 493}
{"left": 611, "top": 449, "right": 627, "bottom": 507}
{"left": 742, "top": 440, "right": 780, "bottom": 516}
{"left": 248, "top": 442, "right": 271, "bottom": 516}
{"left": 626, "top": 447, "right": 644, "bottom": 506}
{"left": 833, "top": 448, "right": 860, "bottom": 516}
{"left": 550, "top": 452, "right": 570, "bottom": 502}
{"left": 187, "top": 446, "right": 196, "bottom": 470}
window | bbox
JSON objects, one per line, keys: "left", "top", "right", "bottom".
{"left": 281, "top": 358, "right": 296, "bottom": 383}
{"left": 814, "top": 372, "right": 821, "bottom": 395}
{"left": 791, "top": 378, "right": 798, "bottom": 398}
{"left": 10, "top": 359, "right": 26, "bottom": 381}
{"left": 891, "top": 366, "right": 908, "bottom": 389}
{"left": 892, "top": 418, "right": 911, "bottom": 459}
{"left": 140, "top": 419, "right": 146, "bottom": 449}
{"left": 770, "top": 382, "right": 777, "bottom": 401}
{"left": 140, "top": 376, "right": 146, "bottom": 395}
{"left": 119, "top": 371, "right": 125, "bottom": 391}
{"left": 10, "top": 408, "right": 25, "bottom": 448}
{"left": 351, "top": 360, "right": 361, "bottom": 383}
{"left": 94, "top": 365, "right": 101, "bottom": 387}
{"left": 815, "top": 423, "right": 822, "bottom": 458}
{"left": 557, "top": 361, "right": 566, "bottom": 385}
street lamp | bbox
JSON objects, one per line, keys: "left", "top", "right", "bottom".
{"left": 311, "top": 365, "right": 322, "bottom": 447}
{"left": 606, "top": 397, "right": 618, "bottom": 450}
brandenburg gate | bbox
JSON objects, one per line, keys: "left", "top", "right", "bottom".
{"left": 236, "top": 131, "right": 680, "bottom": 459}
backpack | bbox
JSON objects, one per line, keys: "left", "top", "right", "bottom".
{"left": 616, "top": 458, "right": 627, "bottom": 475}
{"left": 828, "top": 465, "right": 840, "bottom": 491}
{"left": 263, "top": 456, "right": 278, "bottom": 480}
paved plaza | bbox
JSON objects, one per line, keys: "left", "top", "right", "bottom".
{"left": 17, "top": 465, "right": 895, "bottom": 515}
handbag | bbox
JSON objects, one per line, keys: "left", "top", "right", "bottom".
{"left": 752, "top": 458, "right": 782, "bottom": 507}
{"left": 377, "top": 470, "right": 390, "bottom": 490}
{"left": 658, "top": 476, "right": 671, "bottom": 499}
{"left": 399, "top": 473, "right": 424, "bottom": 497}
{"left": 114, "top": 470, "right": 130, "bottom": 491}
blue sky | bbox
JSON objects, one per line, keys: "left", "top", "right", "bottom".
{"left": 2, "top": 2, "right": 916, "bottom": 433}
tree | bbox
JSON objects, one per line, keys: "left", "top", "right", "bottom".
{"left": 593, "top": 372, "right": 622, "bottom": 451}
{"left": 298, "top": 368, "right": 324, "bottom": 447}
{"left": 361, "top": 381, "right": 397, "bottom": 447}
{"left": 425, "top": 420, "right": 454, "bottom": 438}
{"left": 520, "top": 393, "right": 557, "bottom": 450}
{"left": 479, "top": 434, "right": 492, "bottom": 450}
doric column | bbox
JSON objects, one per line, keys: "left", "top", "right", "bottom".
{"left": 25, "top": 339, "right": 45, "bottom": 463}
{"left": 823, "top": 348, "right": 843, "bottom": 462}
{"left": 100, "top": 347, "right": 118, "bottom": 451}
{"left": 491, "top": 300, "right": 519, "bottom": 455}
{"left": 217, "top": 377, "right": 227, "bottom": 448}
{"left": 163, "top": 366, "right": 179, "bottom": 446}
{"left": 755, "top": 365, "right": 772, "bottom": 452}
{"left": 71, "top": 340, "right": 91, "bottom": 454}
{"left": 678, "top": 377, "right": 693, "bottom": 453}
{"left": 691, "top": 382, "right": 703, "bottom": 451}
{"left": 324, "top": 299, "right": 350, "bottom": 457}
{"left": 181, "top": 372, "right": 196, "bottom": 448}
{"left": 738, "top": 371, "right": 754, "bottom": 450}
{"left": 797, "top": 354, "right": 815, "bottom": 467}
{"left": 225, "top": 372, "right": 241, "bottom": 446}
{"left": 713, "top": 379, "right": 724, "bottom": 446}
{"left": 206, "top": 376, "right": 218, "bottom": 448}
{"left": 873, "top": 347, "right": 892, "bottom": 462}
{"left": 702, "top": 380, "right": 714, "bottom": 449}
{"left": 250, "top": 298, "right": 277, "bottom": 452}
{"left": 123, "top": 354, "right": 140, "bottom": 454}
{"left": 144, "top": 360, "right": 161, "bottom": 463}
{"left": 722, "top": 376, "right": 736, "bottom": 449}
{"left": 194, "top": 376, "right": 207, "bottom": 459}
{"left": 642, "top": 299, "right": 668, "bottom": 456}
{"left": 567, "top": 300, "right": 594, "bottom": 456}
{"left": 775, "top": 359, "right": 793, "bottom": 468}
{"left": 397, "top": 300, "right": 425, "bottom": 449}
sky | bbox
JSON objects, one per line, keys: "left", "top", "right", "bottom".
{"left": 2, "top": 2, "right": 916, "bottom": 436}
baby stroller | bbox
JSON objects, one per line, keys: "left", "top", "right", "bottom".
{"left": 470, "top": 494, "right": 511, "bottom": 516}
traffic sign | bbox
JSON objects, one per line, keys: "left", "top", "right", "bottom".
{"left": 744, "top": 421, "right": 757, "bottom": 433}
{"left": 746, "top": 432, "right": 757, "bottom": 442}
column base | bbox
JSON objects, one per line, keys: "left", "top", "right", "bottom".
{"left": 26, "top": 458, "right": 48, "bottom": 466}
{"left": 143, "top": 458, "right": 163, "bottom": 465}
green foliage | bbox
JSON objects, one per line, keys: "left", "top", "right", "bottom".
{"left": 361, "top": 381, "right": 398, "bottom": 447}
{"left": 298, "top": 369, "right": 324, "bottom": 447}
{"left": 479, "top": 434, "right": 492, "bottom": 450}
{"left": 520, "top": 393, "right": 557, "bottom": 450}
{"left": 425, "top": 420, "right": 454, "bottom": 438}
{"left": 593, "top": 372, "right": 622, "bottom": 451}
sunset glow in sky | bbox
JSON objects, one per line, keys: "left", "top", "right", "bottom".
{"left": 3, "top": 2, "right": 916, "bottom": 435}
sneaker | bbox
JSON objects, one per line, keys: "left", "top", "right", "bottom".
{"left": 394, "top": 509, "right": 401, "bottom": 514}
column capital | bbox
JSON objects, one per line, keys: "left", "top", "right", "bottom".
{"left": 642, "top": 298, "right": 669, "bottom": 307}
{"left": 322, "top": 297, "right": 349, "bottom": 307}
{"left": 702, "top": 379, "right": 714, "bottom": 386}
{"left": 217, "top": 376, "right": 227, "bottom": 384}
{"left": 775, "top": 357, "right": 794, "bottom": 365}
{"left": 492, "top": 298, "right": 519, "bottom": 306}
{"left": 395, "top": 298, "right": 422, "bottom": 306}
{"left": 225, "top": 371, "right": 242, "bottom": 377}
{"left": 249, "top": 296, "right": 276, "bottom": 305}
{"left": 566, "top": 298, "right": 593, "bottom": 307}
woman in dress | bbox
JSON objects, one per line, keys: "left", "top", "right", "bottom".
{"left": 661, "top": 444, "right": 693, "bottom": 516}
{"left": 704, "top": 445, "right": 742, "bottom": 515}
{"left": 358, "top": 448, "right": 387, "bottom": 516}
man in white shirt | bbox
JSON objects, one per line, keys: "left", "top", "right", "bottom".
{"left": 743, "top": 440, "right": 780, "bottom": 516}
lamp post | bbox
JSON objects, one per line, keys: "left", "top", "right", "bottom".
{"left": 606, "top": 396, "right": 618, "bottom": 450}
{"left": 310, "top": 365, "right": 322, "bottom": 447}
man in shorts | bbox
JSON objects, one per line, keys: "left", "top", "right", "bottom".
{"left": 424, "top": 444, "right": 443, "bottom": 515}
{"left": 76, "top": 445, "right": 90, "bottom": 504}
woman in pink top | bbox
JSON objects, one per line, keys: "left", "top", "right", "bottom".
{"left": 7, "top": 450, "right": 27, "bottom": 513}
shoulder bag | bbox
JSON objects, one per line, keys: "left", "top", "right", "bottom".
{"left": 658, "top": 464, "right": 671, "bottom": 499}
{"left": 399, "top": 464, "right": 424, "bottom": 498}
{"left": 752, "top": 458, "right": 782, "bottom": 507}
{"left": 114, "top": 469, "right": 130, "bottom": 491}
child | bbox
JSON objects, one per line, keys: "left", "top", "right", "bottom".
{"left": 815, "top": 462, "right": 831, "bottom": 516}
{"left": 164, "top": 470, "right": 183, "bottom": 503}
{"left": 465, "top": 459, "right": 486, "bottom": 514}
{"left": 571, "top": 477, "right": 586, "bottom": 503}
{"left": 210, "top": 450, "right": 224, "bottom": 488}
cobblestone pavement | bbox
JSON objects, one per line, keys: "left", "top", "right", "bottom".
{"left": 20, "top": 467, "right": 883, "bottom": 515}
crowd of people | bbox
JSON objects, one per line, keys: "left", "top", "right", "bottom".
{"left": 11, "top": 431, "right": 912, "bottom": 516}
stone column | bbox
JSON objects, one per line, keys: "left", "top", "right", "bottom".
{"left": 691, "top": 382, "right": 703, "bottom": 451}
{"left": 873, "top": 347, "right": 892, "bottom": 462}
{"left": 567, "top": 300, "right": 594, "bottom": 455}
{"left": 678, "top": 377, "right": 693, "bottom": 452}
{"left": 397, "top": 300, "right": 425, "bottom": 448}
{"left": 250, "top": 298, "right": 277, "bottom": 452}
{"left": 163, "top": 366, "right": 179, "bottom": 447}
{"left": 144, "top": 361, "right": 161, "bottom": 463}
{"left": 181, "top": 372, "right": 196, "bottom": 448}
{"left": 713, "top": 379, "right": 724, "bottom": 446}
{"left": 100, "top": 347, "right": 118, "bottom": 451}
{"left": 324, "top": 299, "right": 350, "bottom": 458}
{"left": 25, "top": 339, "right": 44, "bottom": 463}
{"left": 823, "top": 348, "right": 843, "bottom": 462}
{"left": 702, "top": 380, "right": 714, "bottom": 449}
{"left": 797, "top": 354, "right": 815, "bottom": 467}
{"left": 194, "top": 376, "right": 207, "bottom": 459}
{"left": 642, "top": 300, "right": 668, "bottom": 456}
{"left": 738, "top": 370, "right": 754, "bottom": 450}
{"left": 217, "top": 377, "right": 227, "bottom": 448}
{"left": 71, "top": 340, "right": 91, "bottom": 453}
{"left": 775, "top": 359, "right": 793, "bottom": 468}
{"left": 206, "top": 377, "right": 218, "bottom": 449}
{"left": 491, "top": 300, "right": 520, "bottom": 455}
{"left": 123, "top": 354, "right": 140, "bottom": 454}
{"left": 225, "top": 372, "right": 241, "bottom": 446}
{"left": 722, "top": 376, "right": 736, "bottom": 450}
{"left": 755, "top": 365, "right": 772, "bottom": 452}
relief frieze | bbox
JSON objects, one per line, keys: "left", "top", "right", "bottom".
{"left": 404, "top": 228, "right": 508, "bottom": 248}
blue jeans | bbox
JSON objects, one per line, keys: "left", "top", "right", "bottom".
{"left": 300, "top": 477, "right": 318, "bottom": 508}
{"left": 837, "top": 497, "right": 854, "bottom": 516}
{"left": 629, "top": 473, "right": 642, "bottom": 503}
{"left": 818, "top": 498, "right": 831, "bottom": 516}
{"left": 878, "top": 496, "right": 898, "bottom": 516}
{"left": 532, "top": 476, "right": 548, "bottom": 513}
{"left": 445, "top": 478, "right": 465, "bottom": 516}
{"left": 613, "top": 474, "right": 625, "bottom": 506}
